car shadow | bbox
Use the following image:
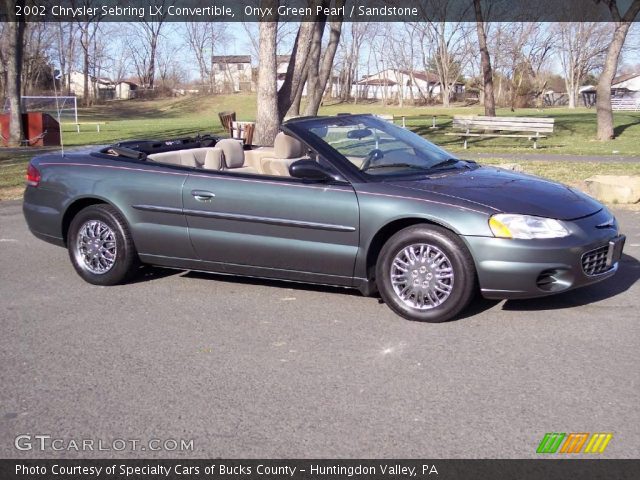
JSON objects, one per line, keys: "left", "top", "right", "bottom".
{"left": 131, "top": 254, "right": 638, "bottom": 318}
{"left": 181, "top": 270, "right": 364, "bottom": 297}
{"left": 502, "top": 253, "right": 639, "bottom": 312}
{"left": 128, "top": 266, "right": 181, "bottom": 284}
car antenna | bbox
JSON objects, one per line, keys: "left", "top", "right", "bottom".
{"left": 52, "top": 65, "right": 65, "bottom": 157}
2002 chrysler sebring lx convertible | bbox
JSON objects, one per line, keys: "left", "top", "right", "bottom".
{"left": 23, "top": 114, "right": 626, "bottom": 322}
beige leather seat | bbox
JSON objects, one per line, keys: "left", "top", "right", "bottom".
{"left": 260, "top": 133, "right": 307, "bottom": 176}
{"left": 216, "top": 139, "right": 258, "bottom": 174}
{"left": 148, "top": 147, "right": 222, "bottom": 170}
{"left": 244, "top": 146, "right": 275, "bottom": 170}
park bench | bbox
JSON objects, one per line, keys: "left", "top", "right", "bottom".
{"left": 394, "top": 114, "right": 440, "bottom": 129}
{"left": 71, "top": 122, "right": 106, "bottom": 133}
{"left": 445, "top": 115, "right": 554, "bottom": 149}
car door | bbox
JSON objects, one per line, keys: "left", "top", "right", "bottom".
{"left": 182, "top": 171, "right": 360, "bottom": 285}
{"left": 72, "top": 158, "right": 195, "bottom": 261}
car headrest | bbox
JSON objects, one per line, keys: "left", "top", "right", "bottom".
{"left": 274, "top": 132, "right": 304, "bottom": 159}
{"left": 204, "top": 148, "right": 223, "bottom": 170}
{"left": 216, "top": 139, "right": 244, "bottom": 168}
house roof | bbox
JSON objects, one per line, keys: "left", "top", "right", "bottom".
{"left": 276, "top": 55, "right": 290, "bottom": 63}
{"left": 612, "top": 71, "right": 640, "bottom": 86}
{"left": 358, "top": 69, "right": 463, "bottom": 86}
{"left": 400, "top": 70, "right": 439, "bottom": 84}
{"left": 212, "top": 55, "right": 251, "bottom": 64}
{"left": 357, "top": 78, "right": 398, "bottom": 86}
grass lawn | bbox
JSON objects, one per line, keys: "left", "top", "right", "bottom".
{"left": 1, "top": 93, "right": 639, "bottom": 200}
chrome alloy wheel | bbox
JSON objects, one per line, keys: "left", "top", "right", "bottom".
{"left": 75, "top": 220, "right": 117, "bottom": 274}
{"left": 390, "top": 243, "right": 454, "bottom": 310}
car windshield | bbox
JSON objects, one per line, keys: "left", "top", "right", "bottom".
{"left": 297, "top": 115, "right": 459, "bottom": 176}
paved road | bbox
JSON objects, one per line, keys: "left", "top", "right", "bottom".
{"left": 1, "top": 200, "right": 638, "bottom": 459}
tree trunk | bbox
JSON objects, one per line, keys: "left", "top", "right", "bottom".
{"left": 288, "top": 67, "right": 307, "bottom": 118}
{"left": 82, "top": 27, "right": 91, "bottom": 107}
{"left": 276, "top": 7, "right": 318, "bottom": 121}
{"left": 302, "top": 20, "right": 325, "bottom": 115}
{"left": 4, "top": 19, "right": 25, "bottom": 147}
{"left": 567, "top": 85, "right": 576, "bottom": 109}
{"left": 441, "top": 84, "right": 451, "bottom": 108}
{"left": 304, "top": 10, "right": 343, "bottom": 116}
{"left": 596, "top": 0, "right": 640, "bottom": 141}
{"left": 254, "top": 5, "right": 279, "bottom": 146}
{"left": 474, "top": 0, "right": 495, "bottom": 116}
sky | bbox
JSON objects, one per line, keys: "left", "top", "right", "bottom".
{"left": 146, "top": 21, "right": 640, "bottom": 84}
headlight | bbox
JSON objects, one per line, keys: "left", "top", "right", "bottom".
{"left": 489, "top": 214, "right": 570, "bottom": 239}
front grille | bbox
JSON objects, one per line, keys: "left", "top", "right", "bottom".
{"left": 581, "top": 245, "right": 610, "bottom": 276}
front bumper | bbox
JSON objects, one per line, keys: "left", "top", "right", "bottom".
{"left": 462, "top": 209, "right": 625, "bottom": 300}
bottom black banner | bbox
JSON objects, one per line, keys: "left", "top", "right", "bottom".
{"left": 1, "top": 459, "right": 638, "bottom": 480}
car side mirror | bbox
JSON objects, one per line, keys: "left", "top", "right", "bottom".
{"left": 289, "top": 159, "right": 337, "bottom": 182}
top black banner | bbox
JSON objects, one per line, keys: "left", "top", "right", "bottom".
{"left": 1, "top": 0, "right": 638, "bottom": 23}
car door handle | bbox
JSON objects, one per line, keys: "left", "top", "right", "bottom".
{"left": 191, "top": 190, "right": 216, "bottom": 201}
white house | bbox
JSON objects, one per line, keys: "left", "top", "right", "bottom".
{"left": 114, "top": 81, "right": 138, "bottom": 100}
{"left": 354, "top": 69, "right": 464, "bottom": 101}
{"left": 276, "top": 54, "right": 290, "bottom": 76}
{"left": 211, "top": 55, "right": 253, "bottom": 93}
{"left": 612, "top": 71, "right": 640, "bottom": 98}
{"left": 68, "top": 71, "right": 114, "bottom": 100}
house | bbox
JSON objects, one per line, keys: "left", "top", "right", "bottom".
{"left": 612, "top": 71, "right": 640, "bottom": 98}
{"left": 275, "top": 54, "right": 311, "bottom": 96}
{"left": 68, "top": 71, "right": 114, "bottom": 100}
{"left": 354, "top": 69, "right": 464, "bottom": 102}
{"left": 211, "top": 55, "right": 253, "bottom": 93}
{"left": 114, "top": 81, "right": 138, "bottom": 100}
{"left": 276, "top": 55, "right": 290, "bottom": 75}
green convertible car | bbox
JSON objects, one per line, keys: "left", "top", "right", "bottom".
{"left": 23, "top": 114, "right": 625, "bottom": 322}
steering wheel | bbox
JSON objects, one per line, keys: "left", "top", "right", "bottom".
{"left": 360, "top": 149, "right": 384, "bottom": 170}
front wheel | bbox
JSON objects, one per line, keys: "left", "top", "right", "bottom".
{"left": 376, "top": 225, "right": 477, "bottom": 322}
{"left": 68, "top": 204, "right": 140, "bottom": 286}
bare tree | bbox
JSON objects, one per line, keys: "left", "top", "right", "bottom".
{"left": 52, "top": 22, "right": 77, "bottom": 94}
{"left": 335, "top": 22, "right": 372, "bottom": 103}
{"left": 555, "top": 22, "right": 610, "bottom": 108}
{"left": 157, "top": 42, "right": 186, "bottom": 90}
{"left": 420, "top": 21, "right": 472, "bottom": 107}
{"left": 595, "top": 0, "right": 640, "bottom": 140}
{"left": 254, "top": 0, "right": 279, "bottom": 145}
{"left": 129, "top": 4, "right": 168, "bottom": 89}
{"left": 108, "top": 33, "right": 132, "bottom": 85}
{"left": 20, "top": 23, "right": 55, "bottom": 95}
{"left": 276, "top": 5, "right": 320, "bottom": 120}
{"left": 474, "top": 0, "right": 495, "bottom": 116}
{"left": 74, "top": 0, "right": 103, "bottom": 106}
{"left": 304, "top": 0, "right": 345, "bottom": 116}
{"left": 1, "top": 12, "right": 25, "bottom": 146}
{"left": 241, "top": 21, "right": 297, "bottom": 63}
{"left": 184, "top": 22, "right": 229, "bottom": 92}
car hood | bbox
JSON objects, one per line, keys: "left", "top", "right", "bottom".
{"left": 388, "top": 166, "right": 602, "bottom": 220}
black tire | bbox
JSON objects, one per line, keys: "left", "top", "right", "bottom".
{"left": 67, "top": 204, "right": 140, "bottom": 286}
{"left": 376, "top": 224, "right": 476, "bottom": 322}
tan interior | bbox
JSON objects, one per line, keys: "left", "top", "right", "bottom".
{"left": 147, "top": 147, "right": 223, "bottom": 170}
{"left": 259, "top": 133, "right": 307, "bottom": 176}
{"left": 146, "top": 133, "right": 307, "bottom": 177}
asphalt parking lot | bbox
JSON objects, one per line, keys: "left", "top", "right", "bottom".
{"left": 1, "top": 200, "right": 638, "bottom": 459}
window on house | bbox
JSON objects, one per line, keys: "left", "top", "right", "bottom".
{"left": 237, "top": 64, "right": 244, "bottom": 71}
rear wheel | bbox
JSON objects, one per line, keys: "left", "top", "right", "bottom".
{"left": 68, "top": 204, "right": 139, "bottom": 285}
{"left": 376, "top": 224, "right": 476, "bottom": 322}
